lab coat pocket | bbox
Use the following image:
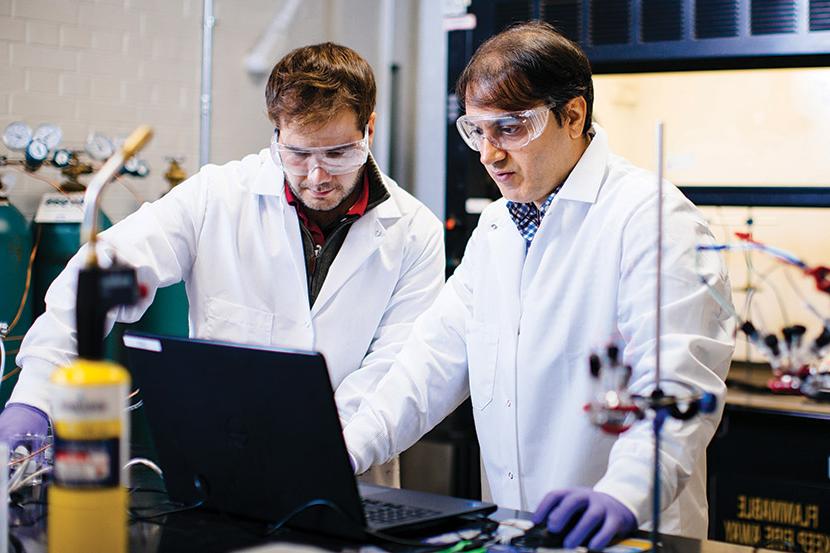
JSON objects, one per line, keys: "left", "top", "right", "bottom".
{"left": 204, "top": 296, "right": 275, "bottom": 345}
{"left": 466, "top": 321, "right": 498, "bottom": 411}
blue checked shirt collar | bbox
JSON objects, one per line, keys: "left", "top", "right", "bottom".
{"left": 506, "top": 188, "right": 560, "bottom": 249}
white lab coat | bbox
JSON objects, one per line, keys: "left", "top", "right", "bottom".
{"left": 344, "top": 125, "right": 735, "bottom": 538}
{"left": 13, "top": 150, "right": 445, "bottom": 441}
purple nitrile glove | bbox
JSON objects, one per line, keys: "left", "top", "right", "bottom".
{"left": 0, "top": 403, "right": 50, "bottom": 449}
{"left": 532, "top": 487, "right": 637, "bottom": 550}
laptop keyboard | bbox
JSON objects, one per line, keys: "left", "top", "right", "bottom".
{"left": 362, "top": 498, "right": 441, "bottom": 525}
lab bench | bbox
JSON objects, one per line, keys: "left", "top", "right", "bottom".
{"left": 7, "top": 477, "right": 785, "bottom": 553}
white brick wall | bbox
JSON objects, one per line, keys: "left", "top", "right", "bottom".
{"left": 0, "top": 17, "right": 25, "bottom": 41}
{"left": 59, "top": 25, "right": 91, "bottom": 49}
{"left": 0, "top": 0, "right": 430, "bottom": 224}
{"left": 12, "top": 0, "right": 78, "bottom": 23}
{"left": 59, "top": 73, "right": 90, "bottom": 96}
{"left": 2, "top": 0, "right": 202, "bottom": 221}
{"left": 25, "top": 20, "right": 59, "bottom": 46}
{"left": 26, "top": 69, "right": 60, "bottom": 93}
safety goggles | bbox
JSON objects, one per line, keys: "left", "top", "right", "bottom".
{"left": 455, "top": 105, "right": 553, "bottom": 152}
{"left": 270, "top": 126, "right": 370, "bottom": 176}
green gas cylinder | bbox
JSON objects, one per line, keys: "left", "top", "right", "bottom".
{"left": 32, "top": 211, "right": 112, "bottom": 315}
{"left": 0, "top": 197, "right": 32, "bottom": 407}
{"left": 31, "top": 192, "right": 125, "bottom": 362}
{"left": 131, "top": 282, "right": 189, "bottom": 337}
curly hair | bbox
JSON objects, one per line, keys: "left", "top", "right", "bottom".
{"left": 265, "top": 42, "right": 376, "bottom": 131}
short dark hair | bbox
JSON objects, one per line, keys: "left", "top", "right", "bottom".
{"left": 455, "top": 21, "right": 593, "bottom": 135}
{"left": 265, "top": 42, "right": 376, "bottom": 131}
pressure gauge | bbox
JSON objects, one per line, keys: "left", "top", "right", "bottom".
{"left": 52, "top": 148, "right": 73, "bottom": 168}
{"left": 122, "top": 156, "right": 140, "bottom": 175}
{"left": 24, "top": 139, "right": 49, "bottom": 171}
{"left": 134, "top": 159, "right": 150, "bottom": 178}
{"left": 85, "top": 132, "right": 115, "bottom": 161}
{"left": 2, "top": 122, "right": 33, "bottom": 151}
{"left": 32, "top": 123, "right": 62, "bottom": 151}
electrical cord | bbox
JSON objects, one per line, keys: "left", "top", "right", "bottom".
{"left": 128, "top": 474, "right": 205, "bottom": 522}
{"left": 429, "top": 516, "right": 500, "bottom": 553}
{"left": 264, "top": 498, "right": 497, "bottom": 551}
{"left": 128, "top": 486, "right": 167, "bottom": 496}
{"left": 123, "top": 465, "right": 496, "bottom": 550}
{"left": 129, "top": 499, "right": 205, "bottom": 521}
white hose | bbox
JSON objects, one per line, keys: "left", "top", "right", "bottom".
{"left": 124, "top": 457, "right": 163, "bottom": 479}
{"left": 7, "top": 449, "right": 29, "bottom": 493}
{"left": 9, "top": 465, "right": 51, "bottom": 494}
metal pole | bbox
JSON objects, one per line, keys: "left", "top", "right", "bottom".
{"left": 652, "top": 121, "right": 666, "bottom": 552}
{"left": 199, "top": 0, "right": 215, "bottom": 167}
{"left": 652, "top": 412, "right": 664, "bottom": 551}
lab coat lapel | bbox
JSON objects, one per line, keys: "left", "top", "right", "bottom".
{"left": 310, "top": 201, "right": 396, "bottom": 317}
{"left": 487, "top": 210, "right": 524, "bottom": 329}
{"left": 249, "top": 150, "right": 310, "bottom": 301}
{"left": 274, "top": 181, "right": 311, "bottom": 305}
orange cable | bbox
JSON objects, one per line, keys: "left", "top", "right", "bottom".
{"left": 1, "top": 366, "right": 21, "bottom": 382}
{"left": 113, "top": 174, "right": 146, "bottom": 204}
{"left": 8, "top": 439, "right": 51, "bottom": 467}
{"left": 7, "top": 224, "right": 41, "bottom": 333}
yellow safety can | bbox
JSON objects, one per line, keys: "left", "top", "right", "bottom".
{"left": 48, "top": 359, "right": 129, "bottom": 553}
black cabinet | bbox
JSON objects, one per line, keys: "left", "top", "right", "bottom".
{"left": 707, "top": 403, "right": 830, "bottom": 549}
{"left": 465, "top": 0, "right": 830, "bottom": 72}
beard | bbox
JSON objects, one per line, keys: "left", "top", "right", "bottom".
{"left": 287, "top": 167, "right": 365, "bottom": 215}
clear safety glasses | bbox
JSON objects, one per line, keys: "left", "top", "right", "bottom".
{"left": 455, "top": 105, "right": 553, "bottom": 152}
{"left": 270, "top": 126, "right": 370, "bottom": 176}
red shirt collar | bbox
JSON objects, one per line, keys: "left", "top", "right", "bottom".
{"left": 346, "top": 171, "right": 370, "bottom": 217}
{"left": 284, "top": 172, "right": 370, "bottom": 246}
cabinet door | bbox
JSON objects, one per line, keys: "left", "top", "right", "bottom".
{"left": 708, "top": 405, "right": 830, "bottom": 550}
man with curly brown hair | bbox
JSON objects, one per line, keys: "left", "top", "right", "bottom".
{"left": 5, "top": 43, "right": 444, "bottom": 487}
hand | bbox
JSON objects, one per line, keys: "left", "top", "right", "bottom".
{"left": 533, "top": 487, "right": 637, "bottom": 550}
{"left": 0, "top": 404, "right": 49, "bottom": 449}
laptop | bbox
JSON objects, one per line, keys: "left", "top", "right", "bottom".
{"left": 123, "top": 331, "right": 496, "bottom": 539}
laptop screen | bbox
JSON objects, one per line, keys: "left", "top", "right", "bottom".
{"left": 124, "top": 331, "right": 367, "bottom": 534}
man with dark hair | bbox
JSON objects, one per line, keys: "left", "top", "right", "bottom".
{"left": 2, "top": 43, "right": 444, "bottom": 486}
{"left": 344, "top": 21, "right": 734, "bottom": 547}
